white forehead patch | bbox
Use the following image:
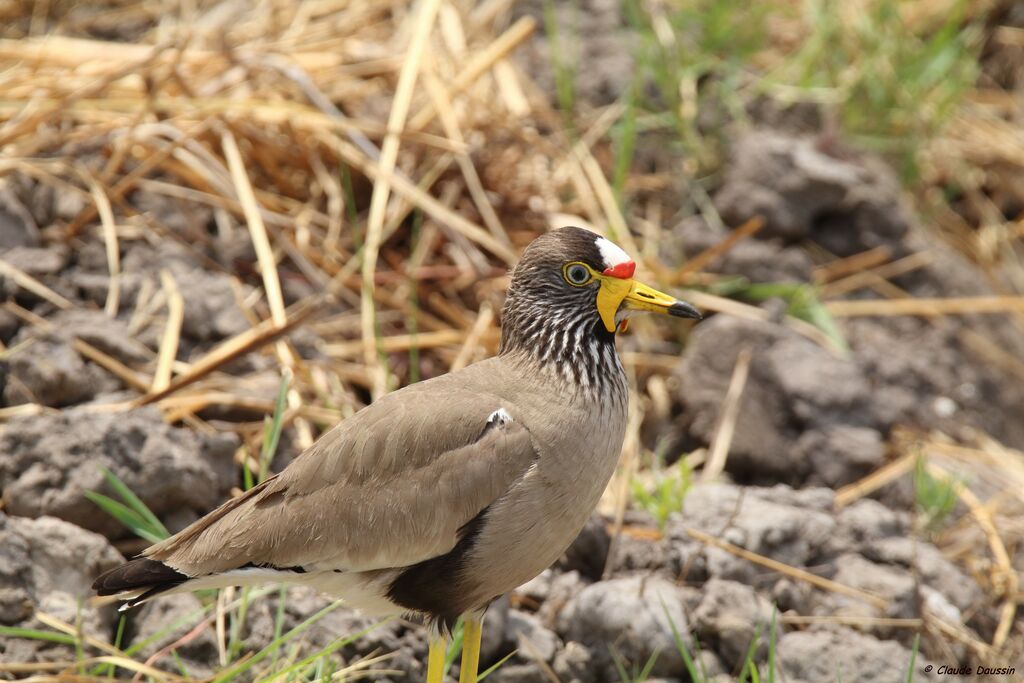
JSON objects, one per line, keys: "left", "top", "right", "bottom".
{"left": 595, "top": 236, "right": 631, "bottom": 269}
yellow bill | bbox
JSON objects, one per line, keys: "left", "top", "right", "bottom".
{"left": 596, "top": 275, "right": 702, "bottom": 333}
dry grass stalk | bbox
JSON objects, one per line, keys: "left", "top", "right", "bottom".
{"left": 152, "top": 269, "right": 184, "bottom": 393}
{"left": 0, "top": 259, "right": 75, "bottom": 310}
{"left": 423, "top": 68, "right": 509, "bottom": 246}
{"left": 924, "top": 610, "right": 996, "bottom": 660}
{"left": 684, "top": 527, "right": 889, "bottom": 610}
{"left": 33, "top": 612, "right": 125, "bottom": 659}
{"left": 362, "top": 0, "right": 444, "bottom": 398}
{"left": 158, "top": 392, "right": 341, "bottom": 426}
{"left": 826, "top": 295, "right": 1024, "bottom": 317}
{"left": 92, "top": 656, "right": 173, "bottom": 680}
{"left": 222, "top": 130, "right": 286, "bottom": 328}
{"left": 0, "top": 39, "right": 173, "bottom": 148}
{"left": 324, "top": 328, "right": 499, "bottom": 360}
{"left": 141, "top": 619, "right": 215, "bottom": 675}
{"left": 88, "top": 180, "right": 121, "bottom": 317}
{"left": 332, "top": 138, "right": 517, "bottom": 263}
{"left": 572, "top": 144, "right": 642, "bottom": 259}
{"left": 679, "top": 289, "right": 844, "bottom": 353}
{"left": 926, "top": 437, "right": 1024, "bottom": 497}
{"left": 73, "top": 339, "right": 152, "bottom": 393}
{"left": 958, "top": 328, "right": 1024, "bottom": 384}
{"left": 925, "top": 462, "right": 1018, "bottom": 652}
{"left": 221, "top": 126, "right": 305, "bottom": 416}
{"left": 701, "top": 347, "right": 753, "bottom": 482}
{"left": 2, "top": 301, "right": 152, "bottom": 393}
{"left": 674, "top": 217, "right": 765, "bottom": 281}
{"left": 601, "top": 390, "right": 645, "bottom": 580}
{"left": 407, "top": 15, "right": 536, "bottom": 131}
{"left": 450, "top": 302, "right": 495, "bottom": 372}
{"left": 0, "top": 662, "right": 80, "bottom": 673}
{"left": 780, "top": 615, "right": 923, "bottom": 628}
{"left": 0, "top": 404, "right": 58, "bottom": 419}
{"left": 136, "top": 298, "right": 319, "bottom": 406}
{"left": 819, "top": 250, "right": 933, "bottom": 298}
{"left": 215, "top": 586, "right": 230, "bottom": 667}
{"left": 834, "top": 450, "right": 918, "bottom": 508}
{"left": 813, "top": 245, "right": 892, "bottom": 284}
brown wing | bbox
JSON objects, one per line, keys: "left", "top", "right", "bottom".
{"left": 145, "top": 375, "right": 538, "bottom": 576}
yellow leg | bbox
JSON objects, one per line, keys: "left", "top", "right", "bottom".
{"left": 427, "top": 635, "right": 448, "bottom": 683}
{"left": 458, "top": 615, "right": 483, "bottom": 683}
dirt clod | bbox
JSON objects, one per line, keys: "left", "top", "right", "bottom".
{"left": 0, "top": 406, "right": 237, "bottom": 538}
{"left": 714, "top": 130, "right": 910, "bottom": 254}
{"left": 0, "top": 515, "right": 121, "bottom": 666}
{"left": 677, "top": 315, "right": 872, "bottom": 482}
{"left": 559, "top": 575, "right": 692, "bottom": 678}
{"left": 776, "top": 628, "right": 944, "bottom": 683}
{"left": 0, "top": 181, "right": 40, "bottom": 250}
{"left": 694, "top": 578, "right": 776, "bottom": 669}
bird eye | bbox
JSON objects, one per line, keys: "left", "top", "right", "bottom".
{"left": 564, "top": 263, "right": 592, "bottom": 286}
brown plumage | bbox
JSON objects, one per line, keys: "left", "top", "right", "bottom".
{"left": 94, "top": 226, "right": 701, "bottom": 641}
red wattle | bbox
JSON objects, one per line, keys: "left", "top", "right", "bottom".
{"left": 602, "top": 261, "right": 636, "bottom": 279}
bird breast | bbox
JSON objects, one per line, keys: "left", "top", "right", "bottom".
{"left": 461, "top": 370, "right": 628, "bottom": 605}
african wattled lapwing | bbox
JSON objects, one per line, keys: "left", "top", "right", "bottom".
{"left": 94, "top": 226, "right": 702, "bottom": 682}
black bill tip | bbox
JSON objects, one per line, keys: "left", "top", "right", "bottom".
{"left": 668, "top": 301, "right": 703, "bottom": 321}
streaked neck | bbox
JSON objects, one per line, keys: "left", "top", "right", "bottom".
{"left": 499, "top": 313, "right": 627, "bottom": 402}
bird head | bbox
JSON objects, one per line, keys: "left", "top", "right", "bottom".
{"left": 500, "top": 227, "right": 701, "bottom": 360}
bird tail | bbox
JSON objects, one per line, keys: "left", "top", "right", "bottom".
{"left": 92, "top": 557, "right": 189, "bottom": 611}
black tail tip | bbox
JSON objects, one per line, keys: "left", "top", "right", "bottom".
{"left": 93, "top": 557, "right": 188, "bottom": 597}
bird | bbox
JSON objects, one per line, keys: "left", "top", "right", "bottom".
{"left": 93, "top": 226, "right": 701, "bottom": 683}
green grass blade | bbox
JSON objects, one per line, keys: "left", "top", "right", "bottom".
{"left": 227, "top": 586, "right": 252, "bottom": 662}
{"left": 259, "top": 372, "right": 290, "bottom": 483}
{"left": 445, "top": 617, "right": 465, "bottom": 674}
{"left": 802, "top": 297, "right": 850, "bottom": 354}
{"left": 73, "top": 601, "right": 86, "bottom": 672}
{"left": 171, "top": 649, "right": 190, "bottom": 678}
{"left": 479, "top": 650, "right": 518, "bottom": 681}
{"left": 904, "top": 632, "right": 920, "bottom": 683}
{"left": 262, "top": 619, "right": 384, "bottom": 681}
{"left": 121, "top": 585, "right": 276, "bottom": 657}
{"left": 637, "top": 647, "right": 661, "bottom": 681}
{"left": 211, "top": 600, "right": 358, "bottom": 683}
{"left": 738, "top": 622, "right": 765, "bottom": 683}
{"left": 242, "top": 452, "right": 255, "bottom": 491}
{"left": 662, "top": 601, "right": 702, "bottom": 682}
{"left": 543, "top": 0, "right": 576, "bottom": 122}
{"left": 612, "top": 84, "right": 638, "bottom": 204}
{"left": 0, "top": 626, "right": 78, "bottom": 645}
{"left": 269, "top": 584, "right": 288, "bottom": 672}
{"left": 84, "top": 491, "right": 166, "bottom": 544}
{"left": 731, "top": 282, "right": 849, "bottom": 354}
{"left": 98, "top": 467, "right": 169, "bottom": 539}
{"left": 610, "top": 644, "right": 632, "bottom": 683}
{"left": 93, "top": 613, "right": 128, "bottom": 678}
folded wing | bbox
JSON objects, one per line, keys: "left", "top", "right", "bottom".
{"left": 129, "top": 381, "right": 538, "bottom": 584}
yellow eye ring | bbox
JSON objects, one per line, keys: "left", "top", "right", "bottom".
{"left": 563, "top": 262, "right": 594, "bottom": 286}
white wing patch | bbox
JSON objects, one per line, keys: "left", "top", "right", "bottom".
{"left": 487, "top": 408, "right": 513, "bottom": 425}
{"left": 595, "top": 236, "right": 631, "bottom": 269}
